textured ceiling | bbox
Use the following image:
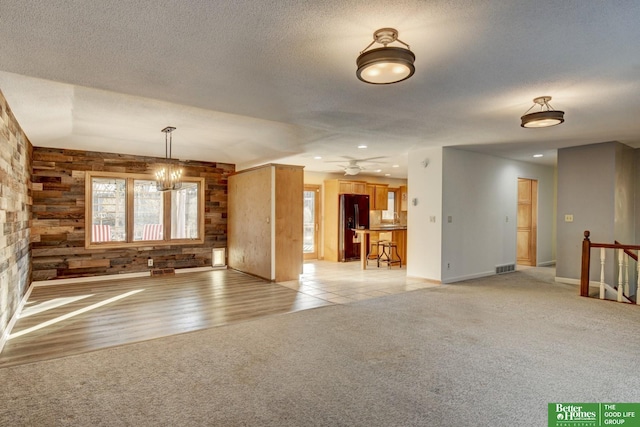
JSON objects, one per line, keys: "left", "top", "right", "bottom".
{"left": 1, "top": 0, "right": 639, "bottom": 178}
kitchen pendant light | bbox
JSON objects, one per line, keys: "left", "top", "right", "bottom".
{"left": 155, "top": 126, "right": 183, "bottom": 192}
{"left": 356, "top": 28, "right": 415, "bottom": 85}
{"left": 521, "top": 96, "right": 565, "bottom": 128}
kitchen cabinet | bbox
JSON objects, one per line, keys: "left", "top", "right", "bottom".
{"left": 338, "top": 180, "right": 367, "bottom": 195}
{"left": 400, "top": 185, "right": 408, "bottom": 211}
{"left": 367, "top": 184, "right": 389, "bottom": 210}
{"left": 392, "top": 229, "right": 407, "bottom": 265}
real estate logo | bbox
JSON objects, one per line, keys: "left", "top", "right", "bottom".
{"left": 549, "top": 403, "right": 640, "bottom": 427}
{"left": 550, "top": 403, "right": 597, "bottom": 426}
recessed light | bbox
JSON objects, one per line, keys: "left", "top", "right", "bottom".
{"left": 384, "top": 173, "right": 391, "bottom": 176}
{"left": 533, "top": 154, "right": 543, "bottom": 158}
{"left": 357, "top": 144, "right": 368, "bottom": 149}
{"left": 392, "top": 164, "right": 399, "bottom": 168}
{"left": 313, "top": 156, "right": 322, "bottom": 160}
{"left": 375, "top": 169, "right": 382, "bottom": 173}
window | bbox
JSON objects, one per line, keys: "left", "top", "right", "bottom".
{"left": 381, "top": 190, "right": 396, "bottom": 222}
{"left": 86, "top": 172, "right": 205, "bottom": 248}
{"left": 171, "top": 182, "right": 199, "bottom": 239}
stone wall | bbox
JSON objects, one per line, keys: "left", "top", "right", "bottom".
{"left": 31, "top": 147, "right": 233, "bottom": 280}
{"left": 0, "top": 90, "right": 32, "bottom": 341}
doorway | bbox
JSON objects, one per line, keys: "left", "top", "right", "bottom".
{"left": 303, "top": 185, "right": 320, "bottom": 260}
{"left": 517, "top": 178, "right": 537, "bottom": 266}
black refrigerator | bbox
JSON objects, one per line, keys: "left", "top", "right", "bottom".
{"left": 339, "top": 194, "right": 370, "bottom": 262}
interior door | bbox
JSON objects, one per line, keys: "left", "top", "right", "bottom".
{"left": 303, "top": 185, "right": 320, "bottom": 260}
{"left": 517, "top": 178, "right": 537, "bottom": 266}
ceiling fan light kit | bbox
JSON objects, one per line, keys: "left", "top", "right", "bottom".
{"left": 356, "top": 28, "right": 415, "bottom": 85}
{"left": 326, "top": 156, "right": 387, "bottom": 176}
{"left": 344, "top": 166, "right": 362, "bottom": 175}
{"left": 521, "top": 96, "right": 565, "bottom": 128}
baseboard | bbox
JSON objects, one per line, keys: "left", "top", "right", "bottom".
{"left": 31, "top": 266, "right": 227, "bottom": 287}
{"left": 0, "top": 282, "right": 34, "bottom": 355}
{"left": 555, "top": 276, "right": 600, "bottom": 287}
{"left": 538, "top": 260, "right": 556, "bottom": 267}
{"left": 175, "top": 266, "right": 226, "bottom": 274}
{"left": 32, "top": 271, "right": 151, "bottom": 287}
{"left": 442, "top": 270, "right": 495, "bottom": 284}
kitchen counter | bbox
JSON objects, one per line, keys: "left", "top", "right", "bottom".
{"left": 351, "top": 226, "right": 408, "bottom": 270}
{"left": 369, "top": 225, "right": 407, "bottom": 231}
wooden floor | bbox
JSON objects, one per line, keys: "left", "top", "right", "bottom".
{"left": 0, "top": 261, "right": 437, "bottom": 368}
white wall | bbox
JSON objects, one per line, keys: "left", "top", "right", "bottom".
{"left": 407, "top": 147, "right": 443, "bottom": 281}
{"left": 556, "top": 142, "right": 636, "bottom": 286}
{"left": 440, "top": 148, "right": 555, "bottom": 283}
{"left": 614, "top": 143, "right": 635, "bottom": 245}
{"left": 556, "top": 143, "right": 616, "bottom": 281}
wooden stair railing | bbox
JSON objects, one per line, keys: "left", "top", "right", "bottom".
{"left": 580, "top": 230, "right": 640, "bottom": 303}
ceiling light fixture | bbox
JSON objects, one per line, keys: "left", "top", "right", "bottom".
{"left": 155, "top": 126, "right": 182, "bottom": 192}
{"left": 356, "top": 28, "right": 415, "bottom": 85}
{"left": 521, "top": 96, "right": 565, "bottom": 128}
{"left": 533, "top": 154, "right": 543, "bottom": 158}
{"left": 357, "top": 144, "right": 368, "bottom": 149}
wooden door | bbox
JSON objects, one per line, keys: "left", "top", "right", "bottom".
{"left": 517, "top": 178, "right": 537, "bottom": 266}
{"left": 303, "top": 185, "right": 320, "bottom": 260}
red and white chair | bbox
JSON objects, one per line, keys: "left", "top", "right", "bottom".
{"left": 92, "top": 224, "right": 112, "bottom": 242}
{"left": 142, "top": 224, "right": 163, "bottom": 241}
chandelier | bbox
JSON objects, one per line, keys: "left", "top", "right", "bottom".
{"left": 155, "top": 126, "right": 182, "bottom": 191}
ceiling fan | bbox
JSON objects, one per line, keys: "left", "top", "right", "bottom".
{"left": 325, "top": 156, "right": 386, "bottom": 176}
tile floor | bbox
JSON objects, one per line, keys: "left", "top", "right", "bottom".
{"left": 279, "top": 260, "right": 440, "bottom": 304}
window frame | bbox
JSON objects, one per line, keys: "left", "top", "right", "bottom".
{"left": 380, "top": 188, "right": 398, "bottom": 223}
{"left": 85, "top": 171, "right": 205, "bottom": 249}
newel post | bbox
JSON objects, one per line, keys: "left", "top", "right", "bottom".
{"left": 580, "top": 230, "right": 591, "bottom": 297}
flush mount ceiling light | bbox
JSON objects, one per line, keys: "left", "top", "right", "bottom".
{"left": 155, "top": 126, "right": 183, "bottom": 192}
{"left": 521, "top": 96, "right": 565, "bottom": 128}
{"left": 356, "top": 28, "right": 415, "bottom": 84}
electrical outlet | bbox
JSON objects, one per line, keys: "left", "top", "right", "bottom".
{"left": 447, "top": 263, "right": 450, "bottom": 270}
{"left": 147, "top": 258, "right": 153, "bottom": 267}
{"left": 564, "top": 214, "right": 574, "bottom": 222}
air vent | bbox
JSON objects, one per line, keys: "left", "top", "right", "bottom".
{"left": 495, "top": 264, "right": 515, "bottom": 274}
{"left": 151, "top": 268, "right": 175, "bottom": 276}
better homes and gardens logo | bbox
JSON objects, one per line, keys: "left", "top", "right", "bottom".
{"left": 549, "top": 403, "right": 640, "bottom": 427}
{"left": 551, "top": 404, "right": 597, "bottom": 426}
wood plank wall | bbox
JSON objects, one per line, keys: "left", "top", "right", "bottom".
{"left": 228, "top": 166, "right": 272, "bottom": 279}
{"left": 275, "top": 165, "right": 303, "bottom": 282}
{"left": 0, "top": 89, "right": 32, "bottom": 340}
{"left": 31, "top": 147, "right": 234, "bottom": 280}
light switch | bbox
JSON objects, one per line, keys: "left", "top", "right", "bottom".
{"left": 564, "top": 214, "right": 574, "bottom": 222}
{"left": 430, "top": 216, "right": 436, "bottom": 223}
{"left": 447, "top": 216, "right": 452, "bottom": 223}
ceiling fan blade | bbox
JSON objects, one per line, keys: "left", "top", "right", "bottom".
{"left": 357, "top": 156, "right": 387, "bottom": 162}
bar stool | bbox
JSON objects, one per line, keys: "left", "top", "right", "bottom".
{"left": 366, "top": 234, "right": 382, "bottom": 265}
{"left": 376, "top": 232, "right": 402, "bottom": 268}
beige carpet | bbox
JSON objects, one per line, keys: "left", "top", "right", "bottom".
{"left": 2, "top": 267, "right": 639, "bottom": 426}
